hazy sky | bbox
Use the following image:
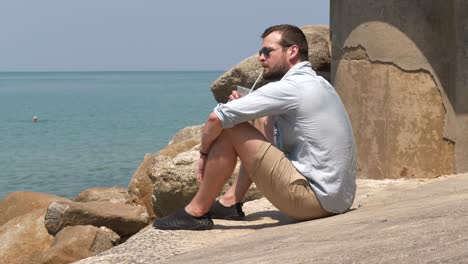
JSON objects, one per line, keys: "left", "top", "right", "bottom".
{"left": 0, "top": 1, "right": 329, "bottom": 71}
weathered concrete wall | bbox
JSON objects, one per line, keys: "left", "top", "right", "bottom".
{"left": 453, "top": 0, "right": 468, "bottom": 172}
{"left": 331, "top": 0, "right": 467, "bottom": 178}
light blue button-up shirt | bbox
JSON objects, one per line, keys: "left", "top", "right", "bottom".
{"left": 214, "top": 61, "right": 356, "bottom": 214}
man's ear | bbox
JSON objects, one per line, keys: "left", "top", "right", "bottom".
{"left": 289, "top": 45, "right": 299, "bottom": 60}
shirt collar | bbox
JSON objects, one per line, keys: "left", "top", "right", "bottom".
{"left": 281, "top": 61, "right": 313, "bottom": 80}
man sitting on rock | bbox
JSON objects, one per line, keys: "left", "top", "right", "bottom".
{"left": 153, "top": 24, "right": 356, "bottom": 230}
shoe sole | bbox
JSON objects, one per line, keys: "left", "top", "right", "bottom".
{"left": 153, "top": 222, "right": 214, "bottom": 231}
{"left": 212, "top": 215, "right": 245, "bottom": 221}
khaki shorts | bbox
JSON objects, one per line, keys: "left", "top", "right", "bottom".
{"left": 251, "top": 142, "right": 332, "bottom": 220}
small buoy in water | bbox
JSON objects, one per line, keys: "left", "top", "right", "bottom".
{"left": 32, "top": 116, "right": 38, "bottom": 123}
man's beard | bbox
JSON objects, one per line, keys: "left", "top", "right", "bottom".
{"left": 262, "top": 61, "right": 289, "bottom": 81}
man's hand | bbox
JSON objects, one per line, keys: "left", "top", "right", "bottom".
{"left": 228, "top": 90, "right": 242, "bottom": 102}
{"left": 198, "top": 153, "right": 208, "bottom": 183}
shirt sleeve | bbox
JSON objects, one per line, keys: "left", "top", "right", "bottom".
{"left": 213, "top": 80, "right": 299, "bottom": 128}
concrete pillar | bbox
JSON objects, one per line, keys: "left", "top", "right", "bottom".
{"left": 331, "top": 0, "right": 467, "bottom": 178}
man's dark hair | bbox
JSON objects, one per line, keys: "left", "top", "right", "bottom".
{"left": 261, "top": 24, "right": 309, "bottom": 62}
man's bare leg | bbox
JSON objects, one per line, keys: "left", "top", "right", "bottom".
{"left": 185, "top": 122, "right": 268, "bottom": 217}
{"left": 218, "top": 164, "right": 252, "bottom": 206}
{"left": 218, "top": 116, "right": 273, "bottom": 207}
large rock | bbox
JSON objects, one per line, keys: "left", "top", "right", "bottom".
{"left": 126, "top": 125, "right": 204, "bottom": 219}
{"left": 157, "top": 125, "right": 204, "bottom": 158}
{"left": 167, "top": 125, "right": 204, "bottom": 146}
{"left": 149, "top": 125, "right": 262, "bottom": 217}
{"left": 151, "top": 149, "right": 262, "bottom": 217}
{"left": 22, "top": 225, "right": 119, "bottom": 264}
{"left": 126, "top": 154, "right": 157, "bottom": 218}
{"left": 44, "top": 201, "right": 149, "bottom": 237}
{"left": 211, "top": 25, "right": 331, "bottom": 103}
{"left": 74, "top": 186, "right": 127, "bottom": 204}
{"left": 0, "top": 209, "right": 54, "bottom": 264}
{"left": 151, "top": 151, "right": 201, "bottom": 216}
{"left": 0, "top": 191, "right": 69, "bottom": 226}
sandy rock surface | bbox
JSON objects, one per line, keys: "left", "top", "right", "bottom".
{"left": 74, "top": 174, "right": 468, "bottom": 264}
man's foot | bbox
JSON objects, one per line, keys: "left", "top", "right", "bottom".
{"left": 210, "top": 200, "right": 245, "bottom": 220}
{"left": 152, "top": 208, "right": 213, "bottom": 230}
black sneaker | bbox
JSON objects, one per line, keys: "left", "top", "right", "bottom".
{"left": 210, "top": 200, "right": 245, "bottom": 220}
{"left": 152, "top": 208, "right": 213, "bottom": 230}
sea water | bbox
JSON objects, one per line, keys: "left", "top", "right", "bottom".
{"left": 0, "top": 71, "right": 221, "bottom": 200}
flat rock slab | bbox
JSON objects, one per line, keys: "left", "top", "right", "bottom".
{"left": 44, "top": 201, "right": 149, "bottom": 237}
{"left": 74, "top": 173, "right": 468, "bottom": 263}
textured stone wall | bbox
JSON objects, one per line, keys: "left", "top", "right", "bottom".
{"left": 331, "top": 0, "right": 467, "bottom": 178}
{"left": 453, "top": 0, "right": 468, "bottom": 172}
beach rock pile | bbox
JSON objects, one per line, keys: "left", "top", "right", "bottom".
{"left": 211, "top": 25, "right": 331, "bottom": 103}
{"left": 0, "top": 189, "right": 149, "bottom": 264}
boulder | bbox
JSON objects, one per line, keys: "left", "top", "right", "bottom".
{"left": 168, "top": 124, "right": 203, "bottom": 146}
{"left": 151, "top": 149, "right": 263, "bottom": 217}
{"left": 126, "top": 125, "right": 204, "bottom": 219}
{"left": 157, "top": 125, "right": 203, "bottom": 158}
{"left": 301, "top": 25, "right": 331, "bottom": 72}
{"left": 44, "top": 201, "right": 149, "bottom": 237}
{"left": 74, "top": 186, "right": 127, "bottom": 204}
{"left": 0, "top": 209, "right": 54, "bottom": 264}
{"left": 22, "top": 225, "right": 119, "bottom": 264}
{"left": 126, "top": 154, "right": 156, "bottom": 218}
{"left": 0, "top": 191, "right": 69, "bottom": 226}
{"left": 210, "top": 25, "right": 331, "bottom": 103}
{"left": 151, "top": 151, "right": 201, "bottom": 216}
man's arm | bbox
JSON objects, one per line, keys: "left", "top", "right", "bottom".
{"left": 200, "top": 112, "right": 223, "bottom": 154}
{"left": 197, "top": 112, "right": 223, "bottom": 182}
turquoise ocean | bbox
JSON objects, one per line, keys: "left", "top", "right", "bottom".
{"left": 0, "top": 71, "right": 221, "bottom": 200}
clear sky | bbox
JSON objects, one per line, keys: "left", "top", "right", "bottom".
{"left": 0, "top": 1, "right": 329, "bottom": 71}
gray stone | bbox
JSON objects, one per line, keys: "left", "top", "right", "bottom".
{"left": 210, "top": 25, "right": 331, "bottom": 103}
{"left": 74, "top": 186, "right": 127, "bottom": 204}
{"left": 151, "top": 152, "right": 200, "bottom": 216}
{"left": 126, "top": 125, "right": 204, "bottom": 219}
{"left": 44, "top": 201, "right": 149, "bottom": 237}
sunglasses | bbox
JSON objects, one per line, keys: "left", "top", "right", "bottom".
{"left": 258, "top": 45, "right": 291, "bottom": 58}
